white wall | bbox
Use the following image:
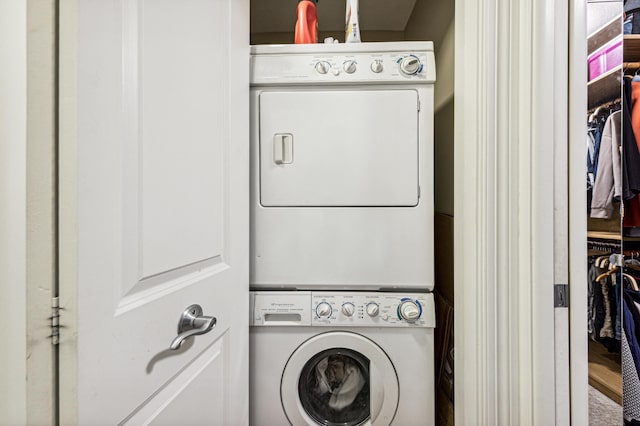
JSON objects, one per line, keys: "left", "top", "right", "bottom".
{"left": 251, "top": 30, "right": 406, "bottom": 44}
{"left": 587, "top": 1, "right": 621, "bottom": 35}
{"left": 0, "top": 0, "right": 27, "bottom": 423}
{"left": 433, "top": 21, "right": 454, "bottom": 111}
{"left": 404, "top": 0, "right": 454, "bottom": 215}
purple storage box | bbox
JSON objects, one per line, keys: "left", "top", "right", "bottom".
{"left": 588, "top": 36, "right": 623, "bottom": 81}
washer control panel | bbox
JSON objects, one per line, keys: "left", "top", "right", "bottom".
{"left": 250, "top": 291, "right": 435, "bottom": 327}
{"left": 311, "top": 292, "right": 434, "bottom": 327}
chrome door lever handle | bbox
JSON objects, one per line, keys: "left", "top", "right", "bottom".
{"left": 170, "top": 304, "right": 217, "bottom": 350}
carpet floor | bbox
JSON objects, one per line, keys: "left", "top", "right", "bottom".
{"left": 590, "top": 384, "right": 622, "bottom": 425}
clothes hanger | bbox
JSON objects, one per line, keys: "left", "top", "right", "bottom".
{"left": 625, "top": 262, "right": 640, "bottom": 272}
{"left": 588, "top": 99, "right": 622, "bottom": 122}
{"left": 596, "top": 266, "right": 618, "bottom": 283}
{"left": 589, "top": 106, "right": 603, "bottom": 123}
{"left": 624, "top": 273, "right": 640, "bottom": 291}
{"left": 595, "top": 255, "right": 609, "bottom": 268}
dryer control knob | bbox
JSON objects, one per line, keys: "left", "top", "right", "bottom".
{"left": 366, "top": 302, "right": 380, "bottom": 317}
{"left": 370, "top": 59, "right": 383, "bottom": 73}
{"left": 343, "top": 60, "right": 357, "bottom": 74}
{"left": 398, "top": 299, "right": 422, "bottom": 322}
{"left": 315, "top": 61, "right": 330, "bottom": 74}
{"left": 400, "top": 56, "right": 422, "bottom": 75}
{"left": 316, "top": 302, "right": 332, "bottom": 318}
{"left": 342, "top": 302, "right": 356, "bottom": 317}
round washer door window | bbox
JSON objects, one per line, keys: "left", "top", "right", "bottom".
{"left": 281, "top": 331, "right": 399, "bottom": 426}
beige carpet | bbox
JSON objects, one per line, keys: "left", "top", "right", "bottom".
{"left": 590, "top": 385, "right": 622, "bottom": 425}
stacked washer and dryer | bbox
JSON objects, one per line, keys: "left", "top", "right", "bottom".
{"left": 249, "top": 42, "right": 436, "bottom": 426}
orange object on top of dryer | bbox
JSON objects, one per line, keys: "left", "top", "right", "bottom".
{"left": 294, "top": 0, "right": 318, "bottom": 44}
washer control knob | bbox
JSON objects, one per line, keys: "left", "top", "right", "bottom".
{"left": 315, "top": 61, "right": 330, "bottom": 74}
{"left": 343, "top": 60, "right": 357, "bottom": 74}
{"left": 370, "top": 59, "right": 383, "bottom": 73}
{"left": 400, "top": 55, "right": 422, "bottom": 75}
{"left": 398, "top": 299, "right": 422, "bottom": 322}
{"left": 366, "top": 302, "right": 380, "bottom": 317}
{"left": 316, "top": 302, "right": 332, "bottom": 318}
{"left": 341, "top": 302, "right": 356, "bottom": 317}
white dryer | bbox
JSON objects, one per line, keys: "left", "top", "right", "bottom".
{"left": 249, "top": 291, "right": 435, "bottom": 426}
{"left": 250, "top": 42, "right": 436, "bottom": 291}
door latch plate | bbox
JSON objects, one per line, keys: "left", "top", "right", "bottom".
{"left": 554, "top": 284, "right": 569, "bottom": 308}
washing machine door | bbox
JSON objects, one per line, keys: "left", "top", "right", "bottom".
{"left": 281, "top": 331, "right": 399, "bottom": 426}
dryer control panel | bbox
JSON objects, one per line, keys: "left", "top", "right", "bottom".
{"left": 250, "top": 42, "right": 436, "bottom": 85}
{"left": 250, "top": 291, "right": 435, "bottom": 328}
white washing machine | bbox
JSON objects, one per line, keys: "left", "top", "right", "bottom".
{"left": 250, "top": 42, "right": 436, "bottom": 291}
{"left": 249, "top": 291, "right": 435, "bottom": 426}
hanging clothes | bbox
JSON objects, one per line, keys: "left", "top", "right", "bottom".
{"left": 624, "top": 78, "right": 640, "bottom": 234}
{"left": 591, "top": 110, "right": 623, "bottom": 218}
{"left": 601, "top": 276, "right": 616, "bottom": 339}
{"left": 588, "top": 260, "right": 598, "bottom": 338}
{"left": 623, "top": 78, "right": 640, "bottom": 197}
{"left": 588, "top": 256, "right": 622, "bottom": 352}
{"left": 588, "top": 119, "right": 604, "bottom": 214}
{"left": 626, "top": 0, "right": 640, "bottom": 34}
{"left": 624, "top": 289, "right": 640, "bottom": 374}
{"left": 617, "top": 275, "right": 623, "bottom": 340}
{"left": 623, "top": 331, "right": 640, "bottom": 423}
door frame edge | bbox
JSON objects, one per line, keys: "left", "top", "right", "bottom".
{"left": 57, "top": 0, "right": 79, "bottom": 423}
{"left": 568, "top": 0, "right": 589, "bottom": 424}
{"left": 453, "top": 0, "right": 570, "bottom": 423}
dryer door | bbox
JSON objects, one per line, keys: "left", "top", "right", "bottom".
{"left": 281, "top": 331, "right": 399, "bottom": 426}
{"left": 259, "top": 90, "right": 419, "bottom": 207}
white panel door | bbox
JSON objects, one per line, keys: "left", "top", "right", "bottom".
{"left": 58, "top": 0, "right": 249, "bottom": 424}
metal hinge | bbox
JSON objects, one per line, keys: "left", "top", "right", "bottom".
{"left": 554, "top": 284, "right": 569, "bottom": 308}
{"left": 50, "top": 296, "right": 60, "bottom": 345}
{"left": 417, "top": 98, "right": 421, "bottom": 111}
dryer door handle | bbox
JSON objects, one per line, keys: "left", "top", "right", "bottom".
{"left": 274, "top": 133, "right": 294, "bottom": 165}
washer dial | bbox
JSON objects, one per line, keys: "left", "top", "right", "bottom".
{"left": 366, "top": 302, "right": 380, "bottom": 317}
{"left": 397, "top": 299, "right": 422, "bottom": 322}
{"left": 316, "top": 302, "right": 332, "bottom": 318}
{"left": 341, "top": 302, "right": 356, "bottom": 317}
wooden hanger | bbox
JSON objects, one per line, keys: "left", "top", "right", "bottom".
{"left": 595, "top": 255, "right": 609, "bottom": 268}
{"left": 596, "top": 266, "right": 618, "bottom": 283}
{"left": 588, "top": 100, "right": 621, "bottom": 122}
{"left": 624, "top": 273, "right": 640, "bottom": 291}
{"left": 589, "top": 106, "right": 604, "bottom": 123}
{"left": 626, "top": 263, "right": 640, "bottom": 272}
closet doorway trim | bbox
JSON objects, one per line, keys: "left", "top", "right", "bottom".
{"left": 453, "top": 0, "right": 576, "bottom": 423}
